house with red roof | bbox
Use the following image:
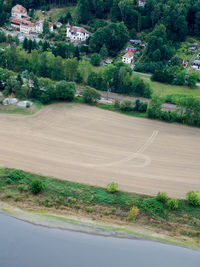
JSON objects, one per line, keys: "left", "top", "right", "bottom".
{"left": 66, "top": 23, "right": 91, "bottom": 42}
{"left": 122, "top": 52, "right": 134, "bottom": 64}
{"left": 11, "top": 5, "right": 30, "bottom": 20}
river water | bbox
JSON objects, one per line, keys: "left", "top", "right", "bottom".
{"left": 0, "top": 213, "right": 199, "bottom": 267}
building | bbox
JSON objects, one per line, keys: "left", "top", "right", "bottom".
{"left": 66, "top": 22, "right": 91, "bottom": 42}
{"left": 126, "top": 47, "right": 137, "bottom": 52}
{"left": 129, "top": 39, "right": 142, "bottom": 46}
{"left": 49, "top": 22, "right": 53, "bottom": 33}
{"left": 138, "top": 0, "right": 146, "bottom": 7}
{"left": 189, "top": 44, "right": 198, "bottom": 51}
{"left": 35, "top": 20, "right": 44, "bottom": 34}
{"left": 122, "top": 52, "right": 134, "bottom": 64}
{"left": 10, "top": 5, "right": 54, "bottom": 35}
{"left": 103, "top": 59, "right": 113, "bottom": 66}
{"left": 11, "top": 5, "right": 30, "bottom": 20}
{"left": 192, "top": 60, "right": 200, "bottom": 70}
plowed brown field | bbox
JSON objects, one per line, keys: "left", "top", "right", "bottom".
{"left": 0, "top": 103, "right": 199, "bottom": 198}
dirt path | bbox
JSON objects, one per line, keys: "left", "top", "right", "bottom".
{"left": 0, "top": 103, "right": 199, "bottom": 198}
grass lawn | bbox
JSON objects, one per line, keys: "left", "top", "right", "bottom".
{"left": 34, "top": 6, "right": 76, "bottom": 24}
{"left": 136, "top": 74, "right": 200, "bottom": 99}
{"left": 0, "top": 101, "right": 43, "bottom": 115}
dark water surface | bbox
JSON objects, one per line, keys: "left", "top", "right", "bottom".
{"left": 0, "top": 213, "right": 200, "bottom": 267}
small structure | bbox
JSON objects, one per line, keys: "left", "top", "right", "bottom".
{"left": 3, "top": 98, "right": 18, "bottom": 105}
{"left": 103, "top": 59, "right": 113, "bottom": 65}
{"left": 122, "top": 52, "right": 134, "bottom": 64}
{"left": 129, "top": 39, "right": 142, "bottom": 46}
{"left": 126, "top": 47, "right": 137, "bottom": 52}
{"left": 49, "top": 22, "right": 53, "bottom": 33}
{"left": 138, "top": 0, "right": 146, "bottom": 7}
{"left": 66, "top": 22, "right": 91, "bottom": 42}
{"left": 17, "top": 101, "right": 33, "bottom": 108}
{"left": 56, "top": 22, "right": 62, "bottom": 28}
{"left": 192, "top": 60, "right": 200, "bottom": 70}
{"left": 189, "top": 43, "right": 198, "bottom": 51}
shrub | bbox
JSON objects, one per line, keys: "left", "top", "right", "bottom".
{"left": 127, "top": 206, "right": 139, "bottom": 222}
{"left": 167, "top": 198, "right": 178, "bottom": 210}
{"left": 114, "top": 99, "right": 120, "bottom": 109}
{"left": 7, "top": 169, "right": 25, "bottom": 182}
{"left": 107, "top": 182, "right": 119, "bottom": 193}
{"left": 104, "top": 209, "right": 110, "bottom": 215}
{"left": 30, "top": 179, "right": 45, "bottom": 195}
{"left": 81, "top": 86, "right": 101, "bottom": 104}
{"left": 17, "top": 184, "right": 28, "bottom": 192}
{"left": 90, "top": 53, "right": 101, "bottom": 66}
{"left": 186, "top": 191, "right": 200, "bottom": 207}
{"left": 120, "top": 99, "right": 133, "bottom": 112}
{"left": 156, "top": 192, "right": 168, "bottom": 203}
{"left": 86, "top": 207, "right": 93, "bottom": 213}
{"left": 26, "top": 102, "right": 30, "bottom": 108}
{"left": 140, "top": 198, "right": 165, "bottom": 217}
{"left": 55, "top": 81, "right": 76, "bottom": 101}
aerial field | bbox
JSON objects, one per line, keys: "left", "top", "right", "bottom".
{"left": 0, "top": 103, "right": 199, "bottom": 198}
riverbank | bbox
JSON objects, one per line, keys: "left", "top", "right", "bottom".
{"left": 0, "top": 201, "right": 199, "bottom": 251}
{"left": 0, "top": 168, "right": 199, "bottom": 250}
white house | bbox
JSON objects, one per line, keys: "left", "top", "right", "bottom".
{"left": 11, "top": 5, "right": 30, "bottom": 20}
{"left": 122, "top": 52, "right": 134, "bottom": 64}
{"left": 66, "top": 22, "right": 91, "bottom": 42}
{"left": 35, "top": 20, "right": 44, "bottom": 34}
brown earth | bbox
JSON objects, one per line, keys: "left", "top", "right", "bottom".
{"left": 0, "top": 103, "right": 199, "bottom": 198}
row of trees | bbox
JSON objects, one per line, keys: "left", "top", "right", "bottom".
{"left": 147, "top": 95, "right": 200, "bottom": 127}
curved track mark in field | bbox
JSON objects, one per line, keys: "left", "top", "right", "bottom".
{"left": 82, "top": 130, "right": 159, "bottom": 168}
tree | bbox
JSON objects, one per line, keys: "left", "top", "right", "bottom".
{"left": 30, "top": 179, "right": 45, "bottom": 195}
{"left": 64, "top": 58, "right": 78, "bottom": 81}
{"left": 74, "top": 46, "right": 80, "bottom": 61}
{"left": 188, "top": 72, "right": 198, "bottom": 88}
{"left": 81, "top": 86, "right": 101, "bottom": 104}
{"left": 78, "top": 60, "right": 92, "bottom": 83}
{"left": 23, "top": 37, "right": 28, "bottom": 50}
{"left": 90, "top": 53, "right": 101, "bottom": 66}
{"left": 130, "top": 28, "right": 137, "bottom": 39}
{"left": 100, "top": 44, "right": 108, "bottom": 58}
{"left": 55, "top": 81, "right": 76, "bottom": 101}
{"left": 43, "top": 20, "right": 50, "bottom": 35}
{"left": 77, "top": 0, "right": 90, "bottom": 24}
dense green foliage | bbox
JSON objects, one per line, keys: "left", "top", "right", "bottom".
{"left": 30, "top": 179, "right": 45, "bottom": 195}
{"left": 187, "top": 191, "right": 200, "bottom": 207}
{"left": 81, "top": 86, "right": 101, "bottom": 104}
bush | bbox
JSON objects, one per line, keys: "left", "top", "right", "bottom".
{"left": 26, "top": 102, "right": 30, "bottom": 108}
{"left": 120, "top": 99, "right": 133, "bottom": 112}
{"left": 107, "top": 182, "right": 119, "bottom": 193}
{"left": 140, "top": 198, "right": 165, "bottom": 217}
{"left": 114, "top": 99, "right": 120, "bottom": 109}
{"left": 81, "top": 86, "right": 101, "bottom": 104}
{"left": 167, "top": 198, "right": 178, "bottom": 210}
{"left": 156, "top": 192, "right": 168, "bottom": 203}
{"left": 17, "top": 184, "right": 29, "bottom": 192}
{"left": 55, "top": 81, "right": 76, "bottom": 101}
{"left": 127, "top": 206, "right": 139, "bottom": 222}
{"left": 186, "top": 191, "right": 200, "bottom": 207}
{"left": 90, "top": 53, "right": 101, "bottom": 66}
{"left": 30, "top": 179, "right": 45, "bottom": 195}
{"left": 86, "top": 207, "right": 93, "bottom": 213}
{"left": 7, "top": 169, "right": 26, "bottom": 182}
